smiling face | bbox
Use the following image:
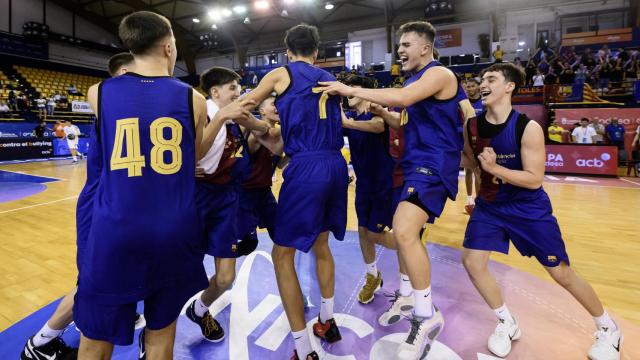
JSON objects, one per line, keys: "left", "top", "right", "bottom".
{"left": 464, "top": 80, "right": 480, "bottom": 99}
{"left": 211, "top": 80, "right": 241, "bottom": 107}
{"left": 480, "top": 71, "right": 515, "bottom": 107}
{"left": 259, "top": 97, "right": 279, "bottom": 125}
{"left": 397, "top": 32, "right": 431, "bottom": 72}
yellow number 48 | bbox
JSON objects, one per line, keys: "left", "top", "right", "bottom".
{"left": 110, "top": 117, "right": 183, "bottom": 177}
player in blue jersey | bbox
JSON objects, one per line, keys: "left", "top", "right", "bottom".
{"left": 340, "top": 75, "right": 395, "bottom": 304}
{"left": 20, "top": 53, "right": 142, "bottom": 360}
{"left": 318, "top": 21, "right": 474, "bottom": 359}
{"left": 239, "top": 24, "right": 348, "bottom": 360}
{"left": 185, "top": 66, "right": 269, "bottom": 343}
{"left": 74, "top": 12, "right": 212, "bottom": 359}
{"left": 462, "top": 63, "right": 622, "bottom": 360}
{"left": 462, "top": 77, "right": 483, "bottom": 215}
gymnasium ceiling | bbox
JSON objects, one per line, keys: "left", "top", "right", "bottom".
{"left": 45, "top": 0, "right": 633, "bottom": 74}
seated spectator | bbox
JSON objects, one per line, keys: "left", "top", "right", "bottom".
{"left": 0, "top": 101, "right": 10, "bottom": 116}
{"left": 605, "top": 117, "right": 626, "bottom": 149}
{"left": 547, "top": 119, "right": 564, "bottom": 143}
{"left": 532, "top": 69, "right": 545, "bottom": 87}
{"left": 589, "top": 119, "right": 605, "bottom": 144}
{"left": 572, "top": 118, "right": 597, "bottom": 144}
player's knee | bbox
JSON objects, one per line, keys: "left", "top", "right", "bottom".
{"left": 393, "top": 225, "right": 418, "bottom": 248}
{"left": 548, "top": 263, "right": 573, "bottom": 288}
{"left": 272, "top": 246, "right": 294, "bottom": 267}
{"left": 215, "top": 270, "right": 236, "bottom": 290}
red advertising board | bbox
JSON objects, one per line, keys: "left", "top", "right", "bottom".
{"left": 435, "top": 28, "right": 462, "bottom": 48}
{"left": 554, "top": 108, "right": 640, "bottom": 132}
{"left": 545, "top": 145, "right": 618, "bottom": 176}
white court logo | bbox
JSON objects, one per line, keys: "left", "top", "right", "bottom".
{"left": 200, "top": 250, "right": 469, "bottom": 360}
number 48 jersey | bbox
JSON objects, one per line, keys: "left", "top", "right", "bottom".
{"left": 79, "top": 73, "right": 206, "bottom": 304}
{"left": 275, "top": 61, "right": 344, "bottom": 155}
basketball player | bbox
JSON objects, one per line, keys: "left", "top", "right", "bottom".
{"left": 341, "top": 75, "right": 394, "bottom": 305}
{"left": 240, "top": 24, "right": 348, "bottom": 360}
{"left": 185, "top": 66, "right": 268, "bottom": 343}
{"left": 20, "top": 52, "right": 137, "bottom": 360}
{"left": 74, "top": 11, "right": 210, "bottom": 358}
{"left": 318, "top": 21, "right": 470, "bottom": 359}
{"left": 463, "top": 77, "right": 483, "bottom": 215}
{"left": 462, "top": 63, "right": 622, "bottom": 359}
{"left": 63, "top": 120, "right": 82, "bottom": 163}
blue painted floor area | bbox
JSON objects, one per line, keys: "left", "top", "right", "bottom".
{"left": 0, "top": 170, "right": 60, "bottom": 203}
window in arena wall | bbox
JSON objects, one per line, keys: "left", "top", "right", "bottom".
{"left": 346, "top": 41, "right": 362, "bottom": 70}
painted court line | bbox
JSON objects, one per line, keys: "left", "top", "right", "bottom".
{"left": 620, "top": 178, "right": 640, "bottom": 187}
{"left": 0, "top": 195, "right": 78, "bottom": 214}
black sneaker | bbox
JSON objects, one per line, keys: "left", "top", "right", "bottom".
{"left": 312, "top": 316, "right": 342, "bottom": 343}
{"left": 138, "top": 329, "right": 146, "bottom": 360}
{"left": 185, "top": 299, "right": 225, "bottom": 342}
{"left": 21, "top": 336, "right": 77, "bottom": 360}
{"left": 237, "top": 231, "right": 259, "bottom": 256}
{"left": 290, "top": 350, "right": 320, "bottom": 360}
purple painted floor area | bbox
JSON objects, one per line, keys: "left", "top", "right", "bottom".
{"left": 0, "top": 182, "right": 47, "bottom": 203}
{"left": 1, "top": 232, "right": 638, "bottom": 359}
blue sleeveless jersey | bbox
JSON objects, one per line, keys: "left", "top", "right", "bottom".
{"left": 469, "top": 110, "right": 545, "bottom": 203}
{"left": 469, "top": 97, "right": 485, "bottom": 115}
{"left": 80, "top": 73, "right": 205, "bottom": 303}
{"left": 275, "top": 62, "right": 344, "bottom": 155}
{"left": 401, "top": 61, "right": 466, "bottom": 198}
{"left": 344, "top": 110, "right": 393, "bottom": 192}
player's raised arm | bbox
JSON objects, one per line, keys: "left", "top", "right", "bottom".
{"left": 192, "top": 89, "right": 207, "bottom": 161}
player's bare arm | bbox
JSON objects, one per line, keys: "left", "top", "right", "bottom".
{"left": 370, "top": 103, "right": 402, "bottom": 129}
{"left": 478, "top": 121, "right": 545, "bottom": 189}
{"left": 341, "top": 111, "right": 385, "bottom": 133}
{"left": 317, "top": 66, "right": 457, "bottom": 108}
{"left": 192, "top": 90, "right": 207, "bottom": 161}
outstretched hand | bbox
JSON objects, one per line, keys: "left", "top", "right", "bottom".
{"left": 315, "top": 81, "right": 354, "bottom": 97}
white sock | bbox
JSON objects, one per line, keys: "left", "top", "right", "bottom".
{"left": 594, "top": 310, "right": 617, "bottom": 331}
{"left": 72, "top": 155, "right": 77, "bottom": 161}
{"left": 193, "top": 297, "right": 209, "bottom": 317}
{"left": 467, "top": 195, "right": 474, "bottom": 205}
{"left": 493, "top": 304, "right": 513, "bottom": 322}
{"left": 365, "top": 261, "right": 377, "bottom": 277}
{"left": 413, "top": 286, "right": 434, "bottom": 318}
{"left": 320, "top": 296, "right": 334, "bottom": 323}
{"left": 33, "top": 323, "right": 63, "bottom": 346}
{"left": 292, "top": 329, "right": 313, "bottom": 358}
{"left": 399, "top": 273, "right": 412, "bottom": 297}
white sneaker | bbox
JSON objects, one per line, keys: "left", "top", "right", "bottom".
{"left": 378, "top": 291, "right": 414, "bottom": 327}
{"left": 487, "top": 316, "right": 521, "bottom": 358}
{"left": 397, "top": 307, "right": 444, "bottom": 360}
{"left": 588, "top": 326, "right": 622, "bottom": 360}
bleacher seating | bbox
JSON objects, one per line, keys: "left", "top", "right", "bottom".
{"left": 14, "top": 66, "right": 102, "bottom": 101}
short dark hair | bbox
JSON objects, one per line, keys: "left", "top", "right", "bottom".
{"left": 580, "top": 117, "right": 589, "bottom": 122}
{"left": 108, "top": 52, "right": 134, "bottom": 76}
{"left": 397, "top": 21, "right": 436, "bottom": 43}
{"left": 284, "top": 24, "right": 320, "bottom": 56}
{"left": 480, "top": 63, "right": 526, "bottom": 93}
{"left": 343, "top": 75, "right": 376, "bottom": 89}
{"left": 119, "top": 11, "right": 172, "bottom": 55}
{"left": 433, "top": 47, "right": 439, "bottom": 60}
{"left": 200, "top": 67, "right": 241, "bottom": 93}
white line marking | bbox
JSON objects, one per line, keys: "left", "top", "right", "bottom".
{"left": 0, "top": 195, "right": 78, "bottom": 214}
{"left": 619, "top": 177, "right": 640, "bottom": 187}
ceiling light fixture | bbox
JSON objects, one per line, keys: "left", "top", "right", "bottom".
{"left": 192, "top": 18, "right": 200, "bottom": 23}
{"left": 244, "top": 17, "right": 251, "bottom": 24}
{"left": 233, "top": 5, "right": 247, "bottom": 14}
{"left": 255, "top": 0, "right": 269, "bottom": 10}
{"left": 222, "top": 8, "right": 233, "bottom": 17}
{"left": 325, "top": 2, "right": 334, "bottom": 10}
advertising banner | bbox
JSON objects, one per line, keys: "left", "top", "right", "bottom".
{"left": 545, "top": 145, "right": 618, "bottom": 176}
{"left": 435, "top": 28, "right": 462, "bottom": 48}
{"left": 71, "top": 101, "right": 93, "bottom": 113}
{"left": 0, "top": 138, "right": 54, "bottom": 161}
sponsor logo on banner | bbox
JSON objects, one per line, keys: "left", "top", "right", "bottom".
{"left": 71, "top": 100, "right": 93, "bottom": 113}
{"left": 545, "top": 145, "right": 617, "bottom": 175}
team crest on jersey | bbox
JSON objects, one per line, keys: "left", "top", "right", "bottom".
{"left": 407, "top": 187, "right": 414, "bottom": 194}
{"left": 232, "top": 244, "right": 238, "bottom": 252}
{"left": 547, "top": 255, "right": 557, "bottom": 263}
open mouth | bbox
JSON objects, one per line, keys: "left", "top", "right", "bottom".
{"left": 400, "top": 56, "right": 409, "bottom": 65}
{"left": 480, "top": 90, "right": 491, "bottom": 99}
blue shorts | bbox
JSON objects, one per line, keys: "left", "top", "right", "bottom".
{"left": 274, "top": 151, "right": 348, "bottom": 252}
{"left": 392, "top": 186, "right": 403, "bottom": 216}
{"left": 355, "top": 187, "right": 393, "bottom": 233}
{"left": 463, "top": 195, "right": 570, "bottom": 267}
{"left": 195, "top": 182, "right": 240, "bottom": 258}
{"left": 74, "top": 279, "right": 201, "bottom": 345}
{"left": 237, "top": 187, "right": 277, "bottom": 239}
{"left": 398, "top": 179, "right": 451, "bottom": 223}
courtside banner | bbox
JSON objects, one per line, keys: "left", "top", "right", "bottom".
{"left": 545, "top": 145, "right": 618, "bottom": 176}
{"left": 555, "top": 108, "right": 640, "bottom": 132}
{"left": 0, "top": 137, "right": 53, "bottom": 160}
{"left": 71, "top": 100, "right": 93, "bottom": 113}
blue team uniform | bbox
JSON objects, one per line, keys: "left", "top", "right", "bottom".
{"left": 399, "top": 61, "right": 466, "bottom": 222}
{"left": 196, "top": 122, "right": 250, "bottom": 258}
{"left": 463, "top": 110, "right": 569, "bottom": 267}
{"left": 469, "top": 96, "right": 484, "bottom": 115}
{"left": 274, "top": 61, "right": 348, "bottom": 252}
{"left": 344, "top": 110, "right": 394, "bottom": 232}
{"left": 74, "top": 73, "right": 208, "bottom": 345}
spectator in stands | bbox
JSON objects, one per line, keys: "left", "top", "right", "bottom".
{"left": 538, "top": 57, "right": 550, "bottom": 74}
{"left": 572, "top": 118, "right": 597, "bottom": 144}
{"left": 581, "top": 48, "right": 596, "bottom": 69}
{"left": 575, "top": 64, "right": 589, "bottom": 85}
{"left": 391, "top": 61, "right": 401, "bottom": 79}
{"left": 589, "top": 118, "right": 605, "bottom": 144}
{"left": 67, "top": 84, "right": 78, "bottom": 95}
{"left": 562, "top": 46, "right": 577, "bottom": 66}
{"left": 615, "top": 48, "right": 629, "bottom": 65}
{"left": 597, "top": 58, "right": 613, "bottom": 91}
{"left": 544, "top": 67, "right": 558, "bottom": 85}
{"left": 8, "top": 90, "right": 17, "bottom": 111}
{"left": 597, "top": 44, "right": 611, "bottom": 62}
{"left": 492, "top": 45, "right": 503, "bottom": 62}
{"left": 532, "top": 68, "right": 545, "bottom": 87}
{"left": 53, "top": 93, "right": 61, "bottom": 101}
{"left": 525, "top": 59, "right": 536, "bottom": 85}
{"left": 559, "top": 64, "right": 575, "bottom": 85}
{"left": 0, "top": 101, "right": 10, "bottom": 117}
{"left": 605, "top": 117, "right": 626, "bottom": 149}
{"left": 624, "top": 59, "right": 639, "bottom": 80}
{"left": 350, "top": 65, "right": 358, "bottom": 75}
{"left": 46, "top": 96, "right": 56, "bottom": 116}
{"left": 512, "top": 56, "right": 523, "bottom": 67}
{"left": 547, "top": 119, "right": 564, "bottom": 144}
{"left": 36, "top": 96, "right": 47, "bottom": 119}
